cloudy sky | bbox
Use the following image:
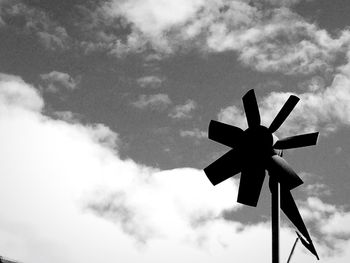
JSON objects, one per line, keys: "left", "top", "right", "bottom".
{"left": 1, "top": 0, "right": 350, "bottom": 262}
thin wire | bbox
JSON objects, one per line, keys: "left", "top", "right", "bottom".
{"left": 286, "top": 237, "right": 299, "bottom": 263}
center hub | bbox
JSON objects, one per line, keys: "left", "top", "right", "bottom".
{"left": 243, "top": 125, "right": 274, "bottom": 158}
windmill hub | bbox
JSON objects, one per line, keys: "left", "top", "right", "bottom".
{"left": 243, "top": 125, "right": 274, "bottom": 157}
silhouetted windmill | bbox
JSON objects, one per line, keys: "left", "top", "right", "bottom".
{"left": 204, "top": 89, "right": 319, "bottom": 262}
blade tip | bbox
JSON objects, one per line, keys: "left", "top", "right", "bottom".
{"left": 204, "top": 166, "right": 225, "bottom": 186}
{"left": 208, "top": 120, "right": 215, "bottom": 136}
{"left": 290, "top": 94, "right": 300, "bottom": 101}
{"left": 237, "top": 199, "right": 258, "bottom": 207}
{"left": 208, "top": 120, "right": 220, "bottom": 141}
{"left": 203, "top": 168, "right": 217, "bottom": 186}
{"left": 295, "top": 231, "right": 319, "bottom": 260}
{"left": 243, "top": 89, "right": 255, "bottom": 98}
{"left": 313, "top": 132, "right": 320, "bottom": 144}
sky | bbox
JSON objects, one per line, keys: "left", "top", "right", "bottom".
{"left": 1, "top": 0, "right": 350, "bottom": 262}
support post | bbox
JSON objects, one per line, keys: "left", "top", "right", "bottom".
{"left": 271, "top": 178, "right": 280, "bottom": 263}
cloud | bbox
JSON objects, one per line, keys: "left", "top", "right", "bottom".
{"left": 4, "top": 0, "right": 344, "bottom": 75}
{"left": 180, "top": 128, "right": 207, "bottom": 140}
{"left": 322, "top": 212, "right": 350, "bottom": 236}
{"left": 131, "top": 93, "right": 172, "bottom": 110}
{"left": 169, "top": 99, "right": 197, "bottom": 119}
{"left": 1, "top": 73, "right": 350, "bottom": 262}
{"left": 207, "top": 8, "right": 350, "bottom": 75}
{"left": 217, "top": 49, "right": 350, "bottom": 137}
{"left": 36, "top": 27, "right": 69, "bottom": 50}
{"left": 299, "top": 197, "right": 350, "bottom": 257}
{"left": 0, "top": 73, "right": 238, "bottom": 262}
{"left": 137, "top": 75, "right": 164, "bottom": 89}
{"left": 86, "top": 167, "right": 237, "bottom": 244}
{"left": 107, "top": 0, "right": 205, "bottom": 37}
{"left": 179, "top": 128, "right": 207, "bottom": 145}
{"left": 92, "top": 0, "right": 350, "bottom": 75}
{"left": 40, "top": 71, "right": 80, "bottom": 93}
{"left": 72, "top": 2, "right": 147, "bottom": 57}
{"left": 180, "top": 128, "right": 207, "bottom": 139}
{"left": 218, "top": 105, "right": 248, "bottom": 130}
{"left": 0, "top": 1, "right": 70, "bottom": 50}
{"left": 303, "top": 183, "right": 332, "bottom": 197}
{"left": 101, "top": 0, "right": 261, "bottom": 54}
{"left": 2, "top": 0, "right": 348, "bottom": 76}
{"left": 0, "top": 73, "right": 43, "bottom": 112}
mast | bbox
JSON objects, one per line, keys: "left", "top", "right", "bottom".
{"left": 271, "top": 177, "right": 280, "bottom": 263}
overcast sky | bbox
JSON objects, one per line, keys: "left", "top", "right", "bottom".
{"left": 1, "top": 0, "right": 350, "bottom": 262}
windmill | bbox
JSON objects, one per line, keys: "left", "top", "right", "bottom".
{"left": 204, "top": 89, "right": 319, "bottom": 262}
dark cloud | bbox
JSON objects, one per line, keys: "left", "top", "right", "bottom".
{"left": 0, "top": 0, "right": 71, "bottom": 50}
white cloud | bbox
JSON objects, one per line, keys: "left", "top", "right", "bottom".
{"left": 3, "top": 0, "right": 348, "bottom": 76}
{"left": 0, "top": 73, "right": 239, "bottom": 263}
{"left": 169, "top": 99, "right": 197, "bottom": 119}
{"left": 40, "top": 71, "right": 80, "bottom": 93}
{"left": 218, "top": 105, "right": 248, "bottom": 130}
{"left": 303, "top": 183, "right": 331, "bottom": 197}
{"left": 301, "top": 197, "right": 350, "bottom": 236}
{"left": 322, "top": 212, "right": 350, "bottom": 236}
{"left": 0, "top": 0, "right": 327, "bottom": 74}
{"left": 298, "top": 197, "right": 350, "bottom": 258}
{"left": 300, "top": 197, "right": 337, "bottom": 222}
{"left": 95, "top": 0, "right": 350, "bottom": 75}
{"left": 137, "top": 75, "right": 164, "bottom": 89}
{"left": 0, "top": 73, "right": 43, "bottom": 112}
{"left": 1, "top": 73, "right": 350, "bottom": 263}
{"left": 131, "top": 93, "right": 172, "bottom": 110}
{"left": 218, "top": 49, "right": 350, "bottom": 137}
{"left": 207, "top": 8, "right": 350, "bottom": 75}
{"left": 102, "top": 0, "right": 261, "bottom": 55}
{"left": 107, "top": 0, "right": 205, "bottom": 37}
{"left": 180, "top": 128, "right": 207, "bottom": 140}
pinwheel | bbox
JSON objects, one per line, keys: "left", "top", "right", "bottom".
{"left": 204, "top": 89, "right": 319, "bottom": 261}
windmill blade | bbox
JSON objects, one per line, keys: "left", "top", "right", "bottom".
{"left": 267, "top": 155, "right": 303, "bottom": 190}
{"left": 243, "top": 89, "right": 261, "bottom": 128}
{"left": 208, "top": 120, "right": 244, "bottom": 148}
{"left": 268, "top": 95, "right": 299, "bottom": 133}
{"left": 237, "top": 166, "right": 265, "bottom": 207}
{"left": 274, "top": 132, "right": 319, "bottom": 149}
{"left": 204, "top": 149, "right": 242, "bottom": 186}
{"left": 279, "top": 188, "right": 319, "bottom": 260}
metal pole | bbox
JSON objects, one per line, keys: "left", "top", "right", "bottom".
{"left": 287, "top": 237, "right": 299, "bottom": 263}
{"left": 271, "top": 177, "right": 280, "bottom": 263}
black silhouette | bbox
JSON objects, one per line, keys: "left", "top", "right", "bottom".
{"left": 0, "top": 255, "right": 21, "bottom": 263}
{"left": 204, "top": 89, "right": 319, "bottom": 261}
